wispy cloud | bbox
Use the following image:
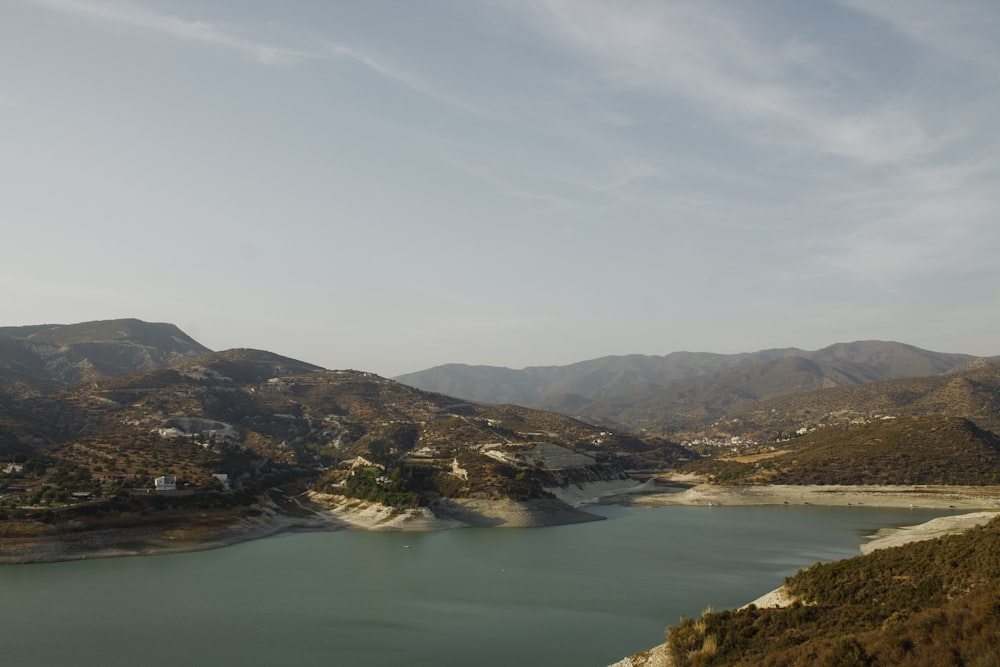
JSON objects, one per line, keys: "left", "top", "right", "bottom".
{"left": 325, "top": 42, "right": 506, "bottom": 122}
{"left": 31, "top": 0, "right": 493, "bottom": 110}
{"left": 819, "top": 153, "right": 1000, "bottom": 282}
{"left": 841, "top": 0, "right": 1000, "bottom": 75}
{"left": 518, "top": 0, "right": 944, "bottom": 165}
{"left": 31, "top": 0, "right": 312, "bottom": 65}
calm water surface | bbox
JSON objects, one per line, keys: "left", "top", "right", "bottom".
{"left": 0, "top": 504, "right": 956, "bottom": 666}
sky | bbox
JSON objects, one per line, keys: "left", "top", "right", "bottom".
{"left": 3, "top": 0, "right": 999, "bottom": 376}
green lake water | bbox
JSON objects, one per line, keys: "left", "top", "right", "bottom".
{"left": 0, "top": 504, "right": 956, "bottom": 666}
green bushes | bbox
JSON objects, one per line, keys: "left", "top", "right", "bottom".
{"left": 342, "top": 466, "right": 420, "bottom": 508}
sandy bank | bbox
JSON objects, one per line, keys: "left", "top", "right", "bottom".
{"left": 634, "top": 483, "right": 1000, "bottom": 509}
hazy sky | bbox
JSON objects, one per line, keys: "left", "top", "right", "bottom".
{"left": 3, "top": 1, "right": 999, "bottom": 375}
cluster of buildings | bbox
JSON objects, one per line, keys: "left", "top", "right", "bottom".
{"left": 681, "top": 435, "right": 757, "bottom": 452}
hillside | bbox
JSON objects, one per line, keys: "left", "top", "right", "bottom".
{"left": 538, "top": 355, "right": 893, "bottom": 434}
{"left": 0, "top": 346, "right": 687, "bottom": 529}
{"left": 704, "top": 360, "right": 1000, "bottom": 446}
{"left": 0, "top": 318, "right": 211, "bottom": 397}
{"left": 396, "top": 342, "right": 979, "bottom": 434}
{"left": 680, "top": 415, "right": 1000, "bottom": 486}
{"left": 773, "top": 416, "right": 1000, "bottom": 485}
{"left": 4, "top": 319, "right": 998, "bottom": 563}
{"left": 657, "top": 515, "right": 1000, "bottom": 666}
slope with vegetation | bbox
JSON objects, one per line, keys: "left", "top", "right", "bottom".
{"left": 718, "top": 361, "right": 1000, "bottom": 442}
{"left": 1, "top": 325, "right": 689, "bottom": 554}
{"left": 664, "top": 515, "right": 1000, "bottom": 666}
{"left": 679, "top": 415, "right": 1000, "bottom": 487}
{"left": 0, "top": 318, "right": 211, "bottom": 398}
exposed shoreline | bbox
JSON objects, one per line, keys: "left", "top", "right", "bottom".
{"left": 0, "top": 489, "right": 609, "bottom": 565}
{"left": 5, "top": 481, "right": 1000, "bottom": 565}
{"left": 0, "top": 503, "right": 321, "bottom": 565}
{"left": 305, "top": 491, "right": 605, "bottom": 531}
{"left": 633, "top": 481, "right": 1000, "bottom": 510}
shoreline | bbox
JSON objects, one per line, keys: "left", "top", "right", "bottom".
{"left": 6, "top": 481, "right": 1000, "bottom": 565}
{"left": 305, "top": 491, "right": 605, "bottom": 531}
{"left": 0, "top": 489, "right": 610, "bottom": 565}
{"left": 609, "top": 508, "right": 1000, "bottom": 667}
{"left": 741, "top": 510, "right": 1000, "bottom": 609}
{"left": 0, "top": 505, "right": 321, "bottom": 565}
{"left": 632, "top": 482, "right": 1000, "bottom": 510}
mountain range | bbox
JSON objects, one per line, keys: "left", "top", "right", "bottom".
{"left": 2, "top": 318, "right": 1000, "bottom": 564}
{"left": 0, "top": 320, "right": 683, "bottom": 515}
{"left": 395, "top": 342, "right": 989, "bottom": 434}
{"left": 6, "top": 319, "right": 997, "bottom": 662}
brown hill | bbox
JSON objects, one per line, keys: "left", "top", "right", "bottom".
{"left": 0, "top": 348, "right": 686, "bottom": 512}
{"left": 0, "top": 318, "right": 211, "bottom": 397}
{"left": 771, "top": 416, "right": 1000, "bottom": 485}
{"left": 680, "top": 415, "right": 1000, "bottom": 486}
{"left": 720, "top": 361, "right": 1000, "bottom": 443}
{"left": 543, "top": 355, "right": 891, "bottom": 433}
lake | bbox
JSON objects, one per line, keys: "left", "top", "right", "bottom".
{"left": 0, "top": 504, "right": 955, "bottom": 666}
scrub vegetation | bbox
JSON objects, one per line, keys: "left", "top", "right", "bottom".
{"left": 667, "top": 516, "right": 1000, "bottom": 666}
{"left": 677, "top": 416, "right": 1000, "bottom": 486}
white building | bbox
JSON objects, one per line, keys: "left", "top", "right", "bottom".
{"left": 154, "top": 475, "right": 177, "bottom": 491}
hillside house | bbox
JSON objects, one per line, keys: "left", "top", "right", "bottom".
{"left": 97, "top": 471, "right": 129, "bottom": 484}
{"left": 154, "top": 475, "right": 177, "bottom": 491}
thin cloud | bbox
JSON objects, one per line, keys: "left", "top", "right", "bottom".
{"left": 34, "top": 0, "right": 509, "bottom": 119}
{"left": 821, "top": 155, "right": 1000, "bottom": 280}
{"left": 328, "top": 44, "right": 435, "bottom": 97}
{"left": 841, "top": 0, "right": 1000, "bottom": 75}
{"left": 31, "top": 0, "right": 312, "bottom": 65}
{"left": 521, "top": 0, "right": 941, "bottom": 165}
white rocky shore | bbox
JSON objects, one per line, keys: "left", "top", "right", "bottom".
{"left": 860, "top": 510, "right": 999, "bottom": 553}
{"left": 634, "top": 482, "right": 1000, "bottom": 510}
{"left": 545, "top": 478, "right": 656, "bottom": 507}
{"left": 305, "top": 491, "right": 606, "bottom": 530}
{"left": 306, "top": 478, "right": 658, "bottom": 531}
